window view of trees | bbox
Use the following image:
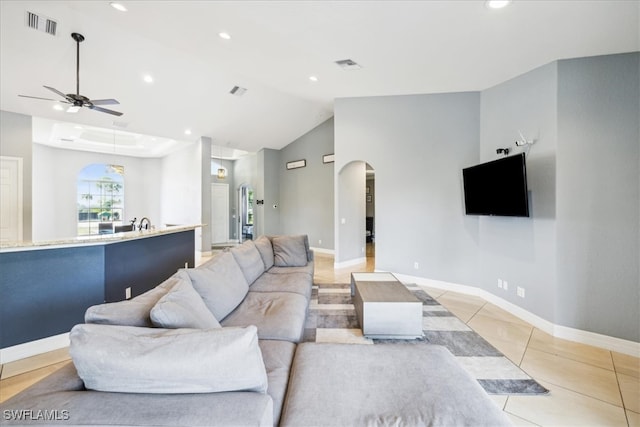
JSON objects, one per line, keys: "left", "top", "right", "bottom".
{"left": 77, "top": 164, "right": 124, "bottom": 236}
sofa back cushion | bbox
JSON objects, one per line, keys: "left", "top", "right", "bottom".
{"left": 84, "top": 275, "right": 179, "bottom": 327}
{"left": 254, "top": 235, "right": 275, "bottom": 270}
{"left": 70, "top": 324, "right": 268, "bottom": 394}
{"left": 150, "top": 275, "right": 221, "bottom": 329}
{"left": 272, "top": 235, "right": 309, "bottom": 267}
{"left": 230, "top": 240, "right": 266, "bottom": 286}
{"left": 185, "top": 252, "right": 249, "bottom": 320}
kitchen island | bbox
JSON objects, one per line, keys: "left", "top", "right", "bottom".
{"left": 0, "top": 225, "right": 199, "bottom": 362}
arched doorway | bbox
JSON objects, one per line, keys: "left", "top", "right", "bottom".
{"left": 335, "top": 160, "right": 375, "bottom": 270}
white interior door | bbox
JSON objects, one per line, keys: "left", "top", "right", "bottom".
{"left": 211, "top": 183, "right": 229, "bottom": 244}
{"left": 0, "top": 156, "right": 23, "bottom": 242}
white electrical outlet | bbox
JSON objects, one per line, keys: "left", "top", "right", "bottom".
{"left": 414, "top": 262, "right": 419, "bottom": 270}
{"left": 125, "top": 287, "right": 132, "bottom": 300}
{"left": 497, "top": 279, "right": 503, "bottom": 289}
{"left": 184, "top": 261, "right": 189, "bottom": 268}
{"left": 341, "top": 218, "right": 346, "bottom": 224}
{"left": 517, "top": 287, "right": 525, "bottom": 298}
{"left": 319, "top": 239, "right": 322, "bottom": 245}
{"left": 503, "top": 281, "right": 509, "bottom": 291}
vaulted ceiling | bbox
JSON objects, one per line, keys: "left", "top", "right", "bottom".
{"left": 1, "top": 1, "right": 638, "bottom": 156}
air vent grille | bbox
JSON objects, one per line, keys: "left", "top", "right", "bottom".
{"left": 25, "top": 11, "right": 57, "bottom": 36}
{"left": 230, "top": 86, "right": 247, "bottom": 97}
{"left": 335, "top": 59, "right": 362, "bottom": 70}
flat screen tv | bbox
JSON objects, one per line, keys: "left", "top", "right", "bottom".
{"left": 462, "top": 153, "right": 530, "bottom": 217}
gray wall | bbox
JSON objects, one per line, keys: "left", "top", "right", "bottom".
{"left": 0, "top": 111, "right": 32, "bottom": 240}
{"left": 334, "top": 52, "right": 639, "bottom": 342}
{"left": 334, "top": 92, "right": 481, "bottom": 278}
{"left": 279, "top": 117, "right": 335, "bottom": 249}
{"left": 556, "top": 53, "right": 639, "bottom": 341}
{"left": 256, "top": 148, "right": 281, "bottom": 236}
{"left": 199, "top": 137, "right": 212, "bottom": 252}
{"left": 479, "top": 61, "right": 559, "bottom": 322}
{"left": 336, "top": 161, "right": 367, "bottom": 262}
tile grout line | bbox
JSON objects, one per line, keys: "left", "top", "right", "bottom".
{"left": 609, "top": 350, "right": 631, "bottom": 426}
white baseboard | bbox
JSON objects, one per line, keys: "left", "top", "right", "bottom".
{"left": 0, "top": 333, "right": 70, "bottom": 364}
{"left": 394, "top": 273, "right": 639, "bottom": 357}
{"left": 310, "top": 247, "right": 335, "bottom": 256}
{"left": 5, "top": 273, "right": 636, "bottom": 362}
{"left": 334, "top": 257, "right": 366, "bottom": 269}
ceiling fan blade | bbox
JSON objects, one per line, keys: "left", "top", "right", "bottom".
{"left": 89, "top": 105, "right": 123, "bottom": 116}
{"left": 43, "top": 85, "right": 69, "bottom": 99}
{"left": 18, "top": 94, "right": 58, "bottom": 101}
{"left": 90, "top": 99, "right": 120, "bottom": 106}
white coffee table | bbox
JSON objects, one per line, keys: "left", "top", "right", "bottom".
{"left": 350, "top": 272, "right": 424, "bottom": 339}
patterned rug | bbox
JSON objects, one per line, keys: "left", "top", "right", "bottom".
{"left": 303, "top": 282, "right": 548, "bottom": 395}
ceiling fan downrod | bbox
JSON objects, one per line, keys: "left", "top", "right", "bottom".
{"left": 71, "top": 33, "right": 84, "bottom": 98}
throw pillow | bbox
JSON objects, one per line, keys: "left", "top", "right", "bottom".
{"left": 150, "top": 275, "right": 221, "bottom": 329}
{"left": 272, "top": 235, "right": 308, "bottom": 267}
{"left": 84, "top": 275, "right": 180, "bottom": 327}
{"left": 70, "top": 324, "right": 268, "bottom": 394}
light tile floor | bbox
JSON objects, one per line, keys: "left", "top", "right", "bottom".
{"left": 1, "top": 248, "right": 638, "bottom": 427}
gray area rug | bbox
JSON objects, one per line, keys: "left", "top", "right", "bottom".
{"left": 303, "top": 282, "right": 548, "bottom": 395}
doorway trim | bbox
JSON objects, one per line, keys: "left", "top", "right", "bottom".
{"left": 0, "top": 156, "right": 23, "bottom": 242}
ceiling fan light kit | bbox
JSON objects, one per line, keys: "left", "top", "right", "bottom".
{"left": 18, "top": 32, "right": 123, "bottom": 116}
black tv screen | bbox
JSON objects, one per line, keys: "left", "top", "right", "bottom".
{"left": 462, "top": 153, "right": 530, "bottom": 217}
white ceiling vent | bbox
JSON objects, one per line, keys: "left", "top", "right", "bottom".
{"left": 25, "top": 11, "right": 57, "bottom": 36}
{"left": 335, "top": 59, "right": 362, "bottom": 70}
{"left": 230, "top": 86, "right": 247, "bottom": 97}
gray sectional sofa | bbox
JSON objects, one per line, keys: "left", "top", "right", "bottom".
{"left": 1, "top": 234, "right": 512, "bottom": 427}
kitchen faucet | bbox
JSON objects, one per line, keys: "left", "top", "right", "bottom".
{"left": 139, "top": 217, "right": 151, "bottom": 230}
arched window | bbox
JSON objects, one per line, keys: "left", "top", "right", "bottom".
{"left": 77, "top": 164, "right": 124, "bottom": 236}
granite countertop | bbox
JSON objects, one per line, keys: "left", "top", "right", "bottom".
{"left": 0, "top": 224, "right": 202, "bottom": 252}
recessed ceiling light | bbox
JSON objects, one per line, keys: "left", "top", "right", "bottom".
{"left": 53, "top": 104, "right": 64, "bottom": 111}
{"left": 184, "top": 129, "right": 192, "bottom": 135}
{"left": 143, "top": 74, "right": 153, "bottom": 83}
{"left": 110, "top": 2, "right": 128, "bottom": 12}
{"left": 309, "top": 76, "right": 319, "bottom": 82}
{"left": 485, "top": 0, "right": 511, "bottom": 9}
{"left": 219, "top": 32, "right": 231, "bottom": 40}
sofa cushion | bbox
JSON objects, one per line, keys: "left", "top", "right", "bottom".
{"left": 268, "top": 261, "right": 314, "bottom": 277}
{"left": 221, "top": 291, "right": 309, "bottom": 342}
{"left": 70, "top": 324, "right": 268, "bottom": 394}
{"left": 272, "top": 235, "right": 308, "bottom": 267}
{"left": 251, "top": 271, "right": 313, "bottom": 300}
{"left": 280, "top": 343, "right": 512, "bottom": 427}
{"left": 230, "top": 240, "right": 266, "bottom": 286}
{"left": 84, "top": 275, "right": 179, "bottom": 327}
{"left": 150, "top": 276, "right": 221, "bottom": 329}
{"left": 0, "top": 362, "right": 274, "bottom": 427}
{"left": 258, "top": 340, "right": 297, "bottom": 426}
{"left": 185, "top": 252, "right": 249, "bottom": 320}
{"left": 254, "top": 235, "right": 275, "bottom": 270}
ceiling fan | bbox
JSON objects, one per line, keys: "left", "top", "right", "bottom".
{"left": 19, "top": 32, "right": 123, "bottom": 116}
